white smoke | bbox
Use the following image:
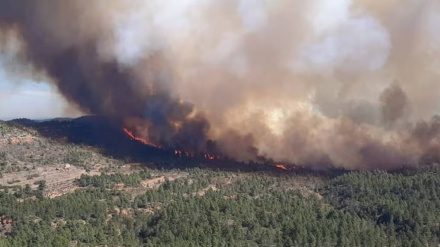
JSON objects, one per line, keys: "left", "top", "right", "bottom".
{"left": 1, "top": 0, "right": 439, "bottom": 169}
{"left": 101, "top": 0, "right": 439, "bottom": 168}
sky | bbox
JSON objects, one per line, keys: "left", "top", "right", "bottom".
{"left": 0, "top": 60, "right": 74, "bottom": 120}
{"left": 0, "top": 0, "right": 438, "bottom": 122}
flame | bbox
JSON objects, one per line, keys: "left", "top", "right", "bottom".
{"left": 123, "top": 127, "right": 220, "bottom": 161}
{"left": 275, "top": 164, "right": 288, "bottom": 170}
{"left": 174, "top": 149, "right": 221, "bottom": 160}
{"left": 123, "top": 127, "right": 288, "bottom": 167}
{"left": 204, "top": 153, "right": 221, "bottom": 160}
{"left": 174, "top": 150, "right": 192, "bottom": 157}
{"left": 123, "top": 128, "right": 161, "bottom": 148}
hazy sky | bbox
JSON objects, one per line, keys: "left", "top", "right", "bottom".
{"left": 0, "top": 57, "right": 73, "bottom": 120}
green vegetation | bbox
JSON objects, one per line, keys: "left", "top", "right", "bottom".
{"left": 1, "top": 120, "right": 439, "bottom": 246}
{"left": 77, "top": 170, "right": 151, "bottom": 188}
{"left": 63, "top": 148, "right": 93, "bottom": 170}
{"left": 0, "top": 167, "right": 439, "bottom": 246}
{"left": 0, "top": 121, "right": 123, "bottom": 175}
{"left": 321, "top": 169, "right": 440, "bottom": 246}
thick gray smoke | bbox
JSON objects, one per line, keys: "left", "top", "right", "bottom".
{"left": 0, "top": 0, "right": 211, "bottom": 152}
{"left": 0, "top": 0, "right": 439, "bottom": 170}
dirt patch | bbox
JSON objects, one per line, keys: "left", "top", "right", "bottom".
{"left": 141, "top": 177, "right": 166, "bottom": 189}
{"left": 196, "top": 185, "right": 218, "bottom": 197}
{"left": 141, "top": 172, "right": 188, "bottom": 189}
{"left": 0, "top": 165, "right": 101, "bottom": 198}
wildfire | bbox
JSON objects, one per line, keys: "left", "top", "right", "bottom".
{"left": 275, "top": 164, "right": 288, "bottom": 170}
{"left": 123, "top": 127, "right": 221, "bottom": 161}
{"left": 174, "top": 149, "right": 221, "bottom": 161}
{"left": 204, "top": 153, "right": 220, "bottom": 160}
{"left": 123, "top": 127, "right": 293, "bottom": 168}
{"left": 122, "top": 128, "right": 161, "bottom": 148}
{"left": 174, "top": 150, "right": 194, "bottom": 158}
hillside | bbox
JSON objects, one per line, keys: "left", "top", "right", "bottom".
{"left": 0, "top": 119, "right": 124, "bottom": 198}
{"left": 0, "top": 118, "right": 439, "bottom": 246}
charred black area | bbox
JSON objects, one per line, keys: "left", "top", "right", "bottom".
{"left": 8, "top": 116, "right": 334, "bottom": 176}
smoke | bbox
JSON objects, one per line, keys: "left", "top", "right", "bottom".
{"left": 0, "top": 0, "right": 210, "bottom": 151}
{"left": 0, "top": 0, "right": 439, "bottom": 170}
{"left": 380, "top": 82, "right": 409, "bottom": 124}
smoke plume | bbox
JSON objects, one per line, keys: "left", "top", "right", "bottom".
{"left": 0, "top": 0, "right": 439, "bottom": 170}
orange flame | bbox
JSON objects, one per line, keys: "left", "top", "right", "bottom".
{"left": 174, "top": 149, "right": 220, "bottom": 160}
{"left": 174, "top": 150, "right": 194, "bottom": 157}
{"left": 123, "top": 128, "right": 161, "bottom": 148}
{"left": 204, "top": 153, "right": 221, "bottom": 160}
{"left": 275, "top": 164, "right": 288, "bottom": 170}
{"left": 123, "top": 127, "right": 220, "bottom": 160}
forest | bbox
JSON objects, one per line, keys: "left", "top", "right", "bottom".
{"left": 0, "top": 166, "right": 439, "bottom": 247}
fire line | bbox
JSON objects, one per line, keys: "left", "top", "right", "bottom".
{"left": 275, "top": 164, "right": 288, "bottom": 170}
{"left": 122, "top": 128, "right": 161, "bottom": 148}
